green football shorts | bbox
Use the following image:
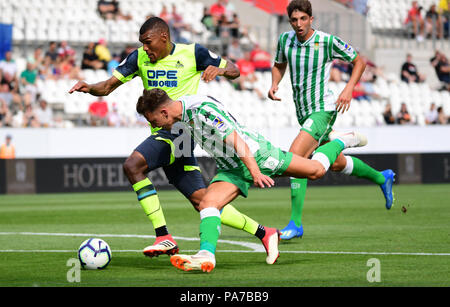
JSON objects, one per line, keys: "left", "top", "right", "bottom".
{"left": 299, "top": 111, "right": 337, "bottom": 144}
{"left": 210, "top": 147, "right": 293, "bottom": 197}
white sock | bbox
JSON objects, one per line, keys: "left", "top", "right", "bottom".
{"left": 311, "top": 152, "right": 330, "bottom": 171}
{"left": 200, "top": 207, "right": 221, "bottom": 220}
{"left": 340, "top": 156, "right": 354, "bottom": 175}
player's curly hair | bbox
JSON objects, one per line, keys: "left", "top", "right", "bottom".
{"left": 136, "top": 88, "right": 170, "bottom": 115}
{"left": 287, "top": 0, "right": 312, "bottom": 18}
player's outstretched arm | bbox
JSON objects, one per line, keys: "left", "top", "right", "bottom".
{"left": 68, "top": 75, "right": 123, "bottom": 96}
{"left": 335, "top": 55, "right": 366, "bottom": 113}
{"left": 224, "top": 131, "right": 275, "bottom": 188}
{"left": 202, "top": 61, "right": 240, "bottom": 82}
{"left": 268, "top": 62, "right": 287, "bottom": 101}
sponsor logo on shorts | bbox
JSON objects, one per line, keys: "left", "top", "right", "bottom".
{"left": 263, "top": 157, "right": 280, "bottom": 171}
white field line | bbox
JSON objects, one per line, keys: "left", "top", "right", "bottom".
{"left": 0, "top": 231, "right": 264, "bottom": 252}
{"left": 0, "top": 232, "right": 449, "bottom": 256}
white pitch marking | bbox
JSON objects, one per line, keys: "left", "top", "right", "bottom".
{"left": 0, "top": 231, "right": 264, "bottom": 252}
{"left": 0, "top": 232, "right": 448, "bottom": 256}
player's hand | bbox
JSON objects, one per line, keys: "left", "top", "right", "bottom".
{"left": 268, "top": 85, "right": 281, "bottom": 101}
{"left": 69, "top": 81, "right": 90, "bottom": 94}
{"left": 252, "top": 171, "right": 275, "bottom": 188}
{"left": 201, "top": 66, "right": 223, "bottom": 83}
{"left": 335, "top": 87, "right": 352, "bottom": 113}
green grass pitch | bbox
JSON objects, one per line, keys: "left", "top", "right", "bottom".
{"left": 0, "top": 184, "right": 449, "bottom": 287}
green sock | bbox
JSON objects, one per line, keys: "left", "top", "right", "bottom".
{"left": 132, "top": 178, "right": 167, "bottom": 230}
{"left": 350, "top": 157, "right": 386, "bottom": 185}
{"left": 313, "top": 139, "right": 345, "bottom": 169}
{"left": 290, "top": 178, "right": 307, "bottom": 227}
{"left": 220, "top": 205, "right": 259, "bottom": 235}
{"left": 199, "top": 208, "right": 221, "bottom": 254}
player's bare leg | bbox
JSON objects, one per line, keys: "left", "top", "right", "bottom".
{"left": 171, "top": 181, "right": 280, "bottom": 273}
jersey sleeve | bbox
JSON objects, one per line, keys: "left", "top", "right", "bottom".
{"left": 330, "top": 36, "right": 358, "bottom": 62}
{"left": 274, "top": 33, "right": 287, "bottom": 64}
{"left": 113, "top": 49, "right": 139, "bottom": 83}
{"left": 194, "top": 44, "right": 227, "bottom": 71}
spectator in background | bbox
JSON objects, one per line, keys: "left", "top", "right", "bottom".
{"left": 97, "top": 0, "right": 131, "bottom": 20}
{"left": 437, "top": 107, "right": 449, "bottom": 125}
{"left": 44, "top": 41, "right": 59, "bottom": 66}
{"left": 226, "top": 38, "right": 243, "bottom": 62}
{"left": 57, "top": 41, "right": 74, "bottom": 59}
{"left": 35, "top": 99, "right": 53, "bottom": 127}
{"left": 430, "top": 50, "right": 450, "bottom": 91}
{"left": 82, "top": 43, "right": 103, "bottom": 70}
{"left": 215, "top": 14, "right": 230, "bottom": 39}
{"left": 120, "top": 45, "right": 136, "bottom": 62}
{"left": 0, "top": 51, "right": 18, "bottom": 91}
{"left": 438, "top": 0, "right": 449, "bottom": 37}
{"left": 88, "top": 96, "right": 109, "bottom": 126}
{"left": 22, "top": 103, "right": 40, "bottom": 128}
{"left": 19, "top": 60, "right": 39, "bottom": 103}
{"left": 59, "top": 49, "right": 82, "bottom": 80}
{"left": 425, "top": 4, "right": 443, "bottom": 39}
{"left": 0, "top": 83, "right": 14, "bottom": 107}
{"left": 437, "top": 106, "right": 448, "bottom": 124}
{"left": 401, "top": 53, "right": 425, "bottom": 83}
{"left": 235, "top": 51, "right": 264, "bottom": 99}
{"left": 250, "top": 44, "right": 272, "bottom": 72}
{"left": 352, "top": 81, "right": 379, "bottom": 102}
{"left": 0, "top": 134, "right": 15, "bottom": 159}
{"left": 405, "top": 1, "right": 425, "bottom": 41}
{"left": 0, "top": 99, "right": 12, "bottom": 127}
{"left": 168, "top": 4, "right": 192, "bottom": 43}
{"left": 382, "top": 107, "right": 395, "bottom": 123}
{"left": 32, "top": 47, "right": 45, "bottom": 71}
{"left": 223, "top": 0, "right": 236, "bottom": 22}
{"left": 210, "top": 0, "right": 226, "bottom": 25}
{"left": 201, "top": 7, "right": 215, "bottom": 32}
{"left": 228, "top": 13, "right": 240, "bottom": 39}
{"left": 396, "top": 102, "right": 412, "bottom": 124}
{"left": 425, "top": 102, "right": 438, "bottom": 124}
{"left": 95, "top": 39, "right": 112, "bottom": 70}
{"left": 159, "top": 5, "right": 171, "bottom": 22}
{"left": 353, "top": 0, "right": 369, "bottom": 16}
{"left": 107, "top": 103, "right": 126, "bottom": 127}
{"left": 330, "top": 59, "right": 352, "bottom": 82}
{"left": 108, "top": 53, "right": 121, "bottom": 75}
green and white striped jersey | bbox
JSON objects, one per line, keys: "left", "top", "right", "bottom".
{"left": 179, "top": 95, "right": 274, "bottom": 170}
{"left": 275, "top": 29, "right": 357, "bottom": 121}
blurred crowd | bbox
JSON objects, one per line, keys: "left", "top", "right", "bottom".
{"left": 404, "top": 0, "right": 450, "bottom": 41}
{"left": 0, "top": 0, "right": 449, "bottom": 129}
{"left": 334, "top": 0, "right": 370, "bottom": 15}
{"left": 0, "top": 37, "right": 136, "bottom": 128}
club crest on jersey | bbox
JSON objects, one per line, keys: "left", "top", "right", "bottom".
{"left": 314, "top": 42, "right": 320, "bottom": 50}
{"left": 212, "top": 116, "right": 225, "bottom": 129}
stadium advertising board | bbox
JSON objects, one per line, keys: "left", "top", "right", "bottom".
{"left": 1, "top": 154, "right": 449, "bottom": 194}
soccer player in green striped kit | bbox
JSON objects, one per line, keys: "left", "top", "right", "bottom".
{"left": 136, "top": 88, "right": 367, "bottom": 272}
{"left": 268, "top": 0, "right": 395, "bottom": 240}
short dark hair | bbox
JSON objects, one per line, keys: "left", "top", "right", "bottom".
{"left": 287, "top": 0, "right": 312, "bottom": 18}
{"left": 136, "top": 88, "right": 170, "bottom": 115}
{"left": 139, "top": 17, "right": 170, "bottom": 36}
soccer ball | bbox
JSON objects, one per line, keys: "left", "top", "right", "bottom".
{"left": 78, "top": 238, "right": 112, "bottom": 270}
